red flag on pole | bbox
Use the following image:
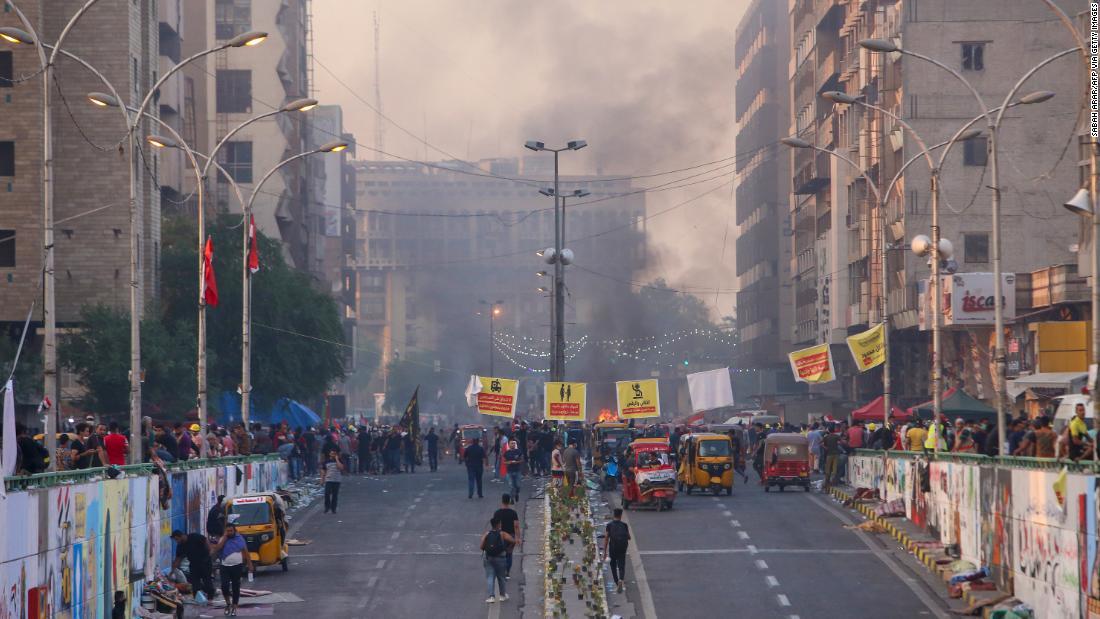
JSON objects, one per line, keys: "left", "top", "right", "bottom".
{"left": 202, "top": 236, "right": 219, "bottom": 307}
{"left": 247, "top": 215, "right": 260, "bottom": 274}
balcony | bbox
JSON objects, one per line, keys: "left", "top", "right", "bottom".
{"left": 816, "top": 49, "right": 839, "bottom": 94}
{"left": 797, "top": 248, "right": 816, "bottom": 275}
{"left": 793, "top": 159, "right": 829, "bottom": 195}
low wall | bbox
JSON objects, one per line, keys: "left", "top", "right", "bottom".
{"left": 848, "top": 451, "right": 1099, "bottom": 619}
{"left": 1, "top": 456, "right": 286, "bottom": 617}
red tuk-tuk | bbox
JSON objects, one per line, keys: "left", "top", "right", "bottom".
{"left": 621, "top": 439, "right": 677, "bottom": 511}
{"left": 458, "top": 424, "right": 486, "bottom": 458}
{"left": 762, "top": 433, "right": 811, "bottom": 492}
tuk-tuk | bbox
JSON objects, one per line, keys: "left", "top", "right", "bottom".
{"left": 621, "top": 439, "right": 677, "bottom": 511}
{"left": 677, "top": 433, "right": 734, "bottom": 496}
{"left": 762, "top": 433, "right": 811, "bottom": 492}
{"left": 458, "top": 425, "right": 486, "bottom": 459}
{"left": 592, "top": 422, "right": 633, "bottom": 472}
{"left": 225, "top": 493, "right": 290, "bottom": 571}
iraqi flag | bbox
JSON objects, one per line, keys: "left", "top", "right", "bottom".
{"left": 202, "top": 236, "right": 219, "bottom": 307}
{"left": 247, "top": 215, "right": 260, "bottom": 274}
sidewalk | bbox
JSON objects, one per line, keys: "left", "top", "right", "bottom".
{"left": 827, "top": 483, "right": 1018, "bottom": 618}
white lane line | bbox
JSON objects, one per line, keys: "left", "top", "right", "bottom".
{"left": 722, "top": 510, "right": 733, "bottom": 517}
{"left": 376, "top": 560, "right": 386, "bottom": 569}
{"left": 747, "top": 545, "right": 758, "bottom": 555}
{"left": 807, "top": 494, "right": 950, "bottom": 619}
{"left": 755, "top": 559, "right": 769, "bottom": 570}
{"left": 766, "top": 575, "right": 780, "bottom": 588}
{"left": 715, "top": 503, "right": 726, "bottom": 509}
{"left": 366, "top": 575, "right": 378, "bottom": 588}
{"left": 737, "top": 531, "right": 750, "bottom": 540}
{"left": 390, "top": 531, "right": 400, "bottom": 540}
{"left": 730, "top": 519, "right": 741, "bottom": 527}
{"left": 777, "top": 594, "right": 791, "bottom": 606}
{"left": 790, "top": 616, "right": 801, "bottom": 619}
{"left": 397, "top": 519, "right": 406, "bottom": 527}
{"left": 415, "top": 497, "right": 422, "bottom": 503}
{"left": 620, "top": 509, "right": 658, "bottom": 619}
{"left": 638, "top": 547, "right": 871, "bottom": 556}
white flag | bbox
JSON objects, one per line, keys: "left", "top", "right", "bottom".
{"left": 687, "top": 368, "right": 734, "bottom": 413}
{"left": 1, "top": 381, "right": 15, "bottom": 499}
{"left": 464, "top": 375, "right": 484, "bottom": 407}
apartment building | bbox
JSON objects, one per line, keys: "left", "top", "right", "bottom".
{"left": 734, "top": 0, "right": 794, "bottom": 395}
{"left": 787, "top": 0, "right": 1083, "bottom": 403}
{"left": 0, "top": 0, "right": 161, "bottom": 325}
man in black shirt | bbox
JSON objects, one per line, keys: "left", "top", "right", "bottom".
{"left": 425, "top": 428, "right": 440, "bottom": 472}
{"left": 464, "top": 437, "right": 488, "bottom": 499}
{"left": 603, "top": 508, "right": 631, "bottom": 593}
{"left": 492, "top": 494, "right": 522, "bottom": 578}
{"left": 74, "top": 422, "right": 104, "bottom": 470}
{"left": 171, "top": 530, "right": 214, "bottom": 600}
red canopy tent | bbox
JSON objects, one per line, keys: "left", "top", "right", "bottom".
{"left": 851, "top": 395, "right": 911, "bottom": 422}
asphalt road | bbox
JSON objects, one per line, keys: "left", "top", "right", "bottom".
{"left": 608, "top": 473, "right": 960, "bottom": 619}
{"left": 266, "top": 459, "right": 530, "bottom": 619}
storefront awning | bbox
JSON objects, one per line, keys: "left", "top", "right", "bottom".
{"left": 1007, "top": 372, "right": 1087, "bottom": 400}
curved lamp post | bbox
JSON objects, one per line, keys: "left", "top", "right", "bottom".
{"left": 860, "top": 38, "right": 1071, "bottom": 453}
{"left": 237, "top": 140, "right": 348, "bottom": 426}
{"left": 2, "top": 0, "right": 105, "bottom": 470}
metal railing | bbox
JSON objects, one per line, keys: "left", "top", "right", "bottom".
{"left": 3, "top": 453, "right": 283, "bottom": 492}
{"left": 852, "top": 448, "right": 1100, "bottom": 474}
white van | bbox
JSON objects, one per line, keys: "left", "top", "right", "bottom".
{"left": 1051, "top": 394, "right": 1095, "bottom": 434}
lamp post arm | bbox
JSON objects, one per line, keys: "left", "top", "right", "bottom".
{"left": 245, "top": 149, "right": 325, "bottom": 215}
{"left": 7, "top": 2, "right": 48, "bottom": 71}
{"left": 901, "top": 48, "right": 992, "bottom": 126}
{"left": 993, "top": 48, "right": 1076, "bottom": 130}
{"left": 883, "top": 139, "right": 954, "bottom": 207}
{"left": 807, "top": 145, "right": 882, "bottom": 205}
{"left": 133, "top": 44, "right": 228, "bottom": 131}
{"left": 202, "top": 109, "right": 282, "bottom": 180}
{"left": 1037, "top": 0, "right": 1089, "bottom": 58}
{"left": 45, "top": 0, "right": 103, "bottom": 67}
{"left": 851, "top": 99, "right": 935, "bottom": 171}
{"left": 47, "top": 45, "right": 131, "bottom": 128}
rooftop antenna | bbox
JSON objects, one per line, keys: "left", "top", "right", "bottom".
{"left": 373, "top": 10, "right": 385, "bottom": 159}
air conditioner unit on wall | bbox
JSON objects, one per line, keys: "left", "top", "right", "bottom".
{"left": 890, "top": 221, "right": 905, "bottom": 242}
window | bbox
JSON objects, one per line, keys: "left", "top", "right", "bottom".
{"left": 961, "top": 43, "right": 984, "bottom": 71}
{"left": 0, "top": 51, "right": 12, "bottom": 88}
{"left": 964, "top": 233, "right": 989, "bottom": 263}
{"left": 215, "top": 0, "right": 251, "bottom": 40}
{"left": 963, "top": 136, "right": 988, "bottom": 166}
{"left": 0, "top": 230, "right": 13, "bottom": 267}
{"left": 219, "top": 141, "right": 253, "bottom": 183}
{"left": 215, "top": 70, "right": 251, "bottom": 113}
{"left": 0, "top": 141, "right": 13, "bottom": 176}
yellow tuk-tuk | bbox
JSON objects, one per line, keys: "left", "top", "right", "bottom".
{"left": 225, "top": 493, "right": 289, "bottom": 571}
{"left": 591, "top": 422, "right": 632, "bottom": 472}
{"left": 677, "top": 433, "right": 734, "bottom": 496}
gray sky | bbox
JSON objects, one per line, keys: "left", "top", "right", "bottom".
{"left": 313, "top": 0, "right": 749, "bottom": 314}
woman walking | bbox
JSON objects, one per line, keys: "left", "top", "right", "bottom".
{"left": 211, "top": 522, "right": 253, "bottom": 616}
{"left": 322, "top": 448, "right": 346, "bottom": 514}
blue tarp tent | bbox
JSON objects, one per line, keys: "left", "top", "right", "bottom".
{"left": 216, "top": 392, "right": 321, "bottom": 428}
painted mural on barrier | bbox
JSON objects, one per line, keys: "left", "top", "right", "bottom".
{"left": 929, "top": 461, "right": 981, "bottom": 568}
{"left": 980, "top": 466, "right": 1013, "bottom": 592}
{"left": 0, "top": 459, "right": 284, "bottom": 618}
{"left": 1086, "top": 478, "right": 1100, "bottom": 618}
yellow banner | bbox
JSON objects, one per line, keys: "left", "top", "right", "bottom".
{"left": 475, "top": 376, "right": 518, "bottom": 418}
{"left": 545, "top": 382, "right": 587, "bottom": 421}
{"left": 788, "top": 344, "right": 835, "bottom": 384}
{"left": 615, "top": 379, "right": 661, "bottom": 420}
{"left": 846, "top": 323, "right": 886, "bottom": 372}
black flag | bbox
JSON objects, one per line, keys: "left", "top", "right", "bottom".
{"left": 399, "top": 386, "right": 421, "bottom": 463}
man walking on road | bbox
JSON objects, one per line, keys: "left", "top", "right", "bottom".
{"left": 480, "top": 516, "right": 514, "bottom": 603}
{"left": 322, "top": 448, "right": 345, "bottom": 514}
{"left": 425, "top": 427, "right": 440, "bottom": 472}
{"left": 563, "top": 439, "right": 583, "bottom": 497}
{"left": 603, "top": 508, "right": 631, "bottom": 593}
{"left": 493, "top": 494, "right": 521, "bottom": 578}
{"left": 504, "top": 440, "right": 524, "bottom": 502}
{"left": 465, "top": 437, "right": 488, "bottom": 499}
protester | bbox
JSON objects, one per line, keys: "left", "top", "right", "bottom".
{"left": 54, "top": 434, "right": 74, "bottom": 471}
{"left": 103, "top": 422, "right": 129, "bottom": 466}
{"left": 562, "top": 439, "right": 583, "bottom": 496}
{"left": 1067, "top": 403, "right": 1095, "bottom": 461}
{"left": 252, "top": 423, "right": 272, "bottom": 455}
{"left": 806, "top": 423, "right": 823, "bottom": 472}
{"left": 480, "top": 516, "right": 513, "bottom": 603}
{"left": 211, "top": 522, "right": 253, "bottom": 616}
{"left": 464, "top": 437, "right": 488, "bottom": 499}
{"left": 550, "top": 439, "right": 565, "bottom": 486}
{"left": 603, "top": 508, "right": 631, "bottom": 594}
{"left": 171, "top": 529, "right": 215, "bottom": 602}
{"left": 906, "top": 421, "right": 927, "bottom": 452}
{"left": 493, "top": 494, "right": 521, "bottom": 578}
{"left": 322, "top": 447, "right": 345, "bottom": 514}
{"left": 233, "top": 424, "right": 252, "bottom": 456}
{"left": 822, "top": 428, "right": 841, "bottom": 489}
{"left": 952, "top": 429, "right": 977, "bottom": 453}
{"left": 402, "top": 428, "right": 416, "bottom": 473}
{"left": 111, "top": 591, "right": 127, "bottom": 619}
{"left": 175, "top": 423, "right": 196, "bottom": 461}
{"left": 503, "top": 440, "right": 524, "bottom": 502}
{"left": 206, "top": 495, "right": 227, "bottom": 539}
{"left": 425, "top": 427, "right": 440, "bottom": 472}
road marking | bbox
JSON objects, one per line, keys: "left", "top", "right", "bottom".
{"left": 789, "top": 615, "right": 801, "bottom": 619}
{"left": 722, "top": 510, "right": 733, "bottom": 517}
{"left": 366, "top": 575, "right": 378, "bottom": 588}
{"left": 292, "top": 550, "right": 483, "bottom": 557}
{"left": 755, "top": 559, "right": 768, "bottom": 570}
{"left": 390, "top": 531, "right": 400, "bottom": 540}
{"left": 620, "top": 510, "right": 658, "bottom": 619}
{"left": 715, "top": 503, "right": 726, "bottom": 509}
{"left": 766, "top": 575, "right": 780, "bottom": 587}
{"left": 777, "top": 594, "right": 791, "bottom": 606}
{"left": 397, "top": 519, "right": 406, "bottom": 527}
{"left": 730, "top": 519, "right": 741, "bottom": 527}
{"left": 415, "top": 497, "right": 422, "bottom": 503}
{"left": 807, "top": 494, "right": 950, "bottom": 619}
{"left": 376, "top": 560, "right": 386, "bottom": 569}
{"left": 737, "top": 531, "right": 750, "bottom": 540}
{"left": 638, "top": 547, "right": 872, "bottom": 556}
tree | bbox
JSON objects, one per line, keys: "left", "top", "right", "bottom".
{"left": 160, "top": 214, "right": 346, "bottom": 410}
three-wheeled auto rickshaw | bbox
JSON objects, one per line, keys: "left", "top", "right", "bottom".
{"left": 458, "top": 425, "right": 486, "bottom": 459}
{"left": 591, "top": 422, "right": 633, "bottom": 473}
{"left": 677, "top": 433, "right": 735, "bottom": 496}
{"left": 225, "top": 493, "right": 290, "bottom": 571}
{"left": 761, "top": 433, "right": 811, "bottom": 492}
{"left": 621, "top": 439, "right": 677, "bottom": 511}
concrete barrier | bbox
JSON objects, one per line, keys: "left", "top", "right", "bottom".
{"left": 848, "top": 451, "right": 1099, "bottom": 619}
{"left": 0, "top": 455, "right": 286, "bottom": 617}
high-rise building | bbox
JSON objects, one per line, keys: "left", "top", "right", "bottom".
{"left": 787, "top": 0, "right": 1083, "bottom": 404}
{"left": 733, "top": 0, "right": 794, "bottom": 395}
